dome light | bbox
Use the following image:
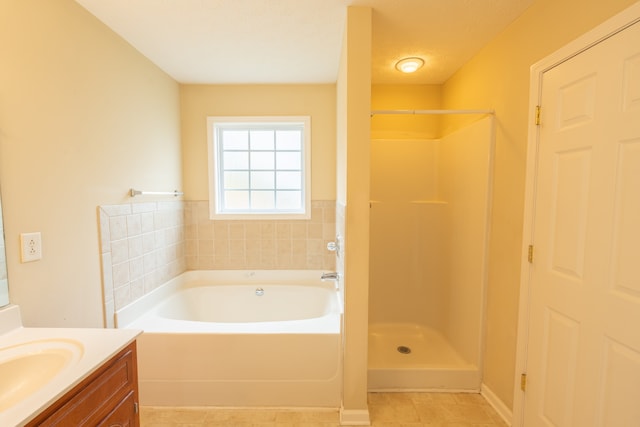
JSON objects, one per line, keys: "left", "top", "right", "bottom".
{"left": 395, "top": 57, "right": 425, "bottom": 73}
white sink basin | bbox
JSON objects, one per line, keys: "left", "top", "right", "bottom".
{"left": 0, "top": 306, "right": 140, "bottom": 426}
{"left": 0, "top": 339, "right": 84, "bottom": 411}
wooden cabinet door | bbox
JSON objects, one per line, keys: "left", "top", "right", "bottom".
{"left": 97, "top": 391, "right": 137, "bottom": 427}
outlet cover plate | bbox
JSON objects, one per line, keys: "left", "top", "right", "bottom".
{"left": 20, "top": 232, "right": 42, "bottom": 262}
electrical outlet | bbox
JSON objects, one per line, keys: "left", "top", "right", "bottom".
{"left": 20, "top": 232, "right": 42, "bottom": 262}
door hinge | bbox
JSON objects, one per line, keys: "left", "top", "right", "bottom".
{"left": 134, "top": 402, "right": 139, "bottom": 414}
{"left": 521, "top": 373, "right": 527, "bottom": 391}
{"left": 528, "top": 245, "right": 534, "bottom": 263}
{"left": 535, "top": 105, "right": 541, "bottom": 125}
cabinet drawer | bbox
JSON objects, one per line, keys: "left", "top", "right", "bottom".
{"left": 97, "top": 390, "right": 136, "bottom": 427}
{"left": 28, "top": 343, "right": 138, "bottom": 427}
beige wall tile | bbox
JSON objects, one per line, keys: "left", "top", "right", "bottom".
{"left": 184, "top": 200, "right": 336, "bottom": 270}
{"left": 213, "top": 240, "right": 229, "bottom": 257}
{"left": 112, "top": 262, "right": 130, "bottom": 288}
{"left": 198, "top": 240, "right": 214, "bottom": 256}
{"left": 229, "top": 239, "right": 246, "bottom": 257}
{"left": 129, "top": 257, "right": 144, "bottom": 281}
{"left": 213, "top": 222, "right": 229, "bottom": 239}
{"left": 229, "top": 223, "right": 245, "bottom": 239}
{"left": 126, "top": 214, "right": 142, "bottom": 236}
{"left": 307, "top": 239, "right": 324, "bottom": 255}
{"left": 140, "top": 212, "right": 155, "bottom": 234}
{"left": 308, "top": 223, "right": 323, "bottom": 239}
{"left": 245, "top": 222, "right": 261, "bottom": 239}
{"left": 113, "top": 284, "right": 131, "bottom": 310}
{"left": 277, "top": 239, "right": 292, "bottom": 256}
{"left": 100, "top": 200, "right": 336, "bottom": 319}
{"left": 110, "top": 240, "right": 129, "bottom": 264}
{"left": 260, "top": 222, "right": 276, "bottom": 238}
{"left": 99, "top": 201, "right": 188, "bottom": 318}
{"left": 128, "top": 236, "right": 143, "bottom": 258}
{"left": 276, "top": 223, "right": 291, "bottom": 239}
{"left": 311, "top": 206, "right": 323, "bottom": 223}
{"left": 197, "top": 222, "right": 214, "bottom": 239}
{"left": 291, "top": 222, "right": 307, "bottom": 239}
{"left": 130, "top": 278, "right": 144, "bottom": 301}
{"left": 109, "top": 216, "right": 127, "bottom": 241}
{"left": 185, "top": 240, "right": 197, "bottom": 256}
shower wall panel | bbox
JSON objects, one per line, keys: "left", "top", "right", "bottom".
{"left": 439, "top": 117, "right": 494, "bottom": 366}
{"left": 369, "top": 139, "right": 445, "bottom": 328}
{"left": 369, "top": 117, "right": 493, "bottom": 366}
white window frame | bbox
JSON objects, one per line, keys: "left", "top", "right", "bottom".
{"left": 207, "top": 116, "right": 311, "bottom": 220}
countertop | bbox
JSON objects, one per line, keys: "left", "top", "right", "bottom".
{"left": 0, "top": 305, "right": 141, "bottom": 427}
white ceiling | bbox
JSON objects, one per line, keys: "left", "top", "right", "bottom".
{"left": 75, "top": 0, "right": 534, "bottom": 85}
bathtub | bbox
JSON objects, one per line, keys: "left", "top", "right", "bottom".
{"left": 116, "top": 270, "right": 342, "bottom": 408}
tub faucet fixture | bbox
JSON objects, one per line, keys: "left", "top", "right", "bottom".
{"left": 321, "top": 272, "right": 339, "bottom": 281}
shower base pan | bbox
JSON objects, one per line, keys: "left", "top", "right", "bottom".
{"left": 368, "top": 323, "right": 480, "bottom": 391}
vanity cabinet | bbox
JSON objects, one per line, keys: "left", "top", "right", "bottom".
{"left": 27, "top": 341, "right": 139, "bottom": 427}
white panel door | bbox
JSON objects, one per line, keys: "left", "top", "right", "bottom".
{"left": 525, "top": 20, "right": 640, "bottom": 427}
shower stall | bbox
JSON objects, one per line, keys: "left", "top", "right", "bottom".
{"left": 368, "top": 114, "right": 494, "bottom": 391}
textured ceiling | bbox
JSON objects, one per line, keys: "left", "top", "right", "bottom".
{"left": 74, "top": 0, "right": 534, "bottom": 85}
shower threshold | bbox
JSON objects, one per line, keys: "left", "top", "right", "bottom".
{"left": 368, "top": 322, "right": 480, "bottom": 391}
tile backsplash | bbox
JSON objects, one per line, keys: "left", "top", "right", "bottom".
{"left": 99, "top": 200, "right": 336, "bottom": 327}
{"left": 99, "top": 201, "right": 187, "bottom": 327}
{"left": 184, "top": 200, "right": 336, "bottom": 271}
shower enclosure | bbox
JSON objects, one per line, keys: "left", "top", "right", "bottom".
{"left": 368, "top": 115, "right": 494, "bottom": 391}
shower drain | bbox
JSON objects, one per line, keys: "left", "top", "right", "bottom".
{"left": 397, "top": 345, "right": 412, "bottom": 354}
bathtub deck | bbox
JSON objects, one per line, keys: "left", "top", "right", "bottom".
{"left": 368, "top": 323, "right": 480, "bottom": 391}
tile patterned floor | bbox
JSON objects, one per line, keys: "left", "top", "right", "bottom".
{"left": 140, "top": 392, "right": 509, "bottom": 426}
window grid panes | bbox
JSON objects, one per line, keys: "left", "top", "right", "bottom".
{"left": 215, "top": 123, "right": 306, "bottom": 214}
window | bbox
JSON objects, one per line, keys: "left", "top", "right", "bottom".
{"left": 207, "top": 116, "right": 311, "bottom": 219}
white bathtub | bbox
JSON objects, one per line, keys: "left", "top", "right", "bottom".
{"left": 115, "top": 270, "right": 342, "bottom": 407}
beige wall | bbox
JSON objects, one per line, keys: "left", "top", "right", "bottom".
{"left": 338, "top": 6, "right": 372, "bottom": 421}
{"left": 442, "top": 0, "right": 638, "bottom": 409}
{"left": 180, "top": 84, "right": 336, "bottom": 201}
{"left": 371, "top": 84, "right": 442, "bottom": 139}
{"left": 0, "top": 0, "right": 182, "bottom": 327}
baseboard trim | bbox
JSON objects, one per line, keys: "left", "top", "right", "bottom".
{"left": 481, "top": 383, "right": 512, "bottom": 426}
{"left": 339, "top": 408, "right": 371, "bottom": 425}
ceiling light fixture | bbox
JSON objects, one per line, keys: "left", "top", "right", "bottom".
{"left": 395, "top": 57, "right": 425, "bottom": 74}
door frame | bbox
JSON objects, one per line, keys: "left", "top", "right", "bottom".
{"left": 512, "top": 3, "right": 640, "bottom": 426}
